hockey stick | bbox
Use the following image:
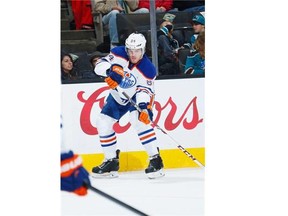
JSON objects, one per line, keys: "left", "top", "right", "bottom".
{"left": 121, "top": 91, "right": 205, "bottom": 168}
{"left": 84, "top": 179, "right": 148, "bottom": 216}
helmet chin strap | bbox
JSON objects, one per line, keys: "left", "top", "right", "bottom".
{"left": 139, "top": 49, "right": 145, "bottom": 59}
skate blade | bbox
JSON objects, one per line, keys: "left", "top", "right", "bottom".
{"left": 146, "top": 169, "right": 165, "bottom": 179}
{"left": 91, "top": 171, "right": 119, "bottom": 179}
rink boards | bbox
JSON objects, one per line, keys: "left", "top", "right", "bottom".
{"left": 61, "top": 78, "right": 205, "bottom": 170}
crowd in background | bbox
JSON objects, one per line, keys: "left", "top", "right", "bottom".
{"left": 61, "top": 0, "right": 205, "bottom": 82}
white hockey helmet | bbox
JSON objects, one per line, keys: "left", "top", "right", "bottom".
{"left": 125, "top": 33, "right": 146, "bottom": 57}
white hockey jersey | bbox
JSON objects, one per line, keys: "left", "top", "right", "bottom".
{"left": 94, "top": 46, "right": 157, "bottom": 106}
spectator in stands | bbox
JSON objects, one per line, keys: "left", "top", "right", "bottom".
{"left": 172, "top": 0, "right": 205, "bottom": 13}
{"left": 61, "top": 51, "right": 79, "bottom": 81}
{"left": 189, "top": 13, "right": 205, "bottom": 49}
{"left": 70, "top": 0, "right": 94, "bottom": 29}
{"left": 89, "top": 51, "right": 107, "bottom": 69}
{"left": 174, "top": 13, "right": 205, "bottom": 50}
{"left": 171, "top": 13, "right": 205, "bottom": 73}
{"left": 160, "top": 13, "right": 175, "bottom": 28}
{"left": 137, "top": 0, "right": 173, "bottom": 12}
{"left": 160, "top": 12, "right": 187, "bottom": 48}
{"left": 93, "top": 0, "right": 143, "bottom": 49}
{"left": 184, "top": 31, "right": 205, "bottom": 76}
{"left": 157, "top": 22, "right": 181, "bottom": 75}
{"left": 72, "top": 52, "right": 100, "bottom": 79}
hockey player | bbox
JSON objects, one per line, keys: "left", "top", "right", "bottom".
{"left": 60, "top": 115, "right": 90, "bottom": 195}
{"left": 92, "top": 32, "right": 164, "bottom": 179}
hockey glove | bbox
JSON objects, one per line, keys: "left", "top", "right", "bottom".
{"left": 105, "top": 64, "right": 124, "bottom": 89}
{"left": 61, "top": 151, "right": 90, "bottom": 196}
{"left": 138, "top": 102, "right": 153, "bottom": 125}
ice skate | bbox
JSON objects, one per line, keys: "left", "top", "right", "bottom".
{"left": 145, "top": 154, "right": 165, "bottom": 179}
{"left": 91, "top": 150, "right": 120, "bottom": 178}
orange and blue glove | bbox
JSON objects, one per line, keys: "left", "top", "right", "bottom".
{"left": 138, "top": 102, "right": 153, "bottom": 125}
{"left": 61, "top": 150, "right": 90, "bottom": 196}
{"left": 105, "top": 64, "right": 124, "bottom": 89}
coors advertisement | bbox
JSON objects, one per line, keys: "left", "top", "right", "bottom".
{"left": 61, "top": 78, "right": 204, "bottom": 154}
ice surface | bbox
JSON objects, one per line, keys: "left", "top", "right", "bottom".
{"left": 61, "top": 168, "right": 204, "bottom": 216}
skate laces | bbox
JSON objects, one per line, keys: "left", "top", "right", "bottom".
{"left": 149, "top": 154, "right": 159, "bottom": 161}
{"left": 147, "top": 154, "right": 159, "bottom": 166}
{"left": 99, "top": 157, "right": 118, "bottom": 168}
{"left": 98, "top": 160, "right": 108, "bottom": 169}
{"left": 99, "top": 159, "right": 112, "bottom": 168}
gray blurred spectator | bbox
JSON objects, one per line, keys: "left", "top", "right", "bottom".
{"left": 157, "top": 22, "right": 181, "bottom": 75}
{"left": 93, "top": 0, "right": 142, "bottom": 49}
{"left": 89, "top": 51, "right": 108, "bottom": 69}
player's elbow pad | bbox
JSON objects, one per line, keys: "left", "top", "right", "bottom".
{"left": 136, "top": 92, "right": 151, "bottom": 105}
{"left": 94, "top": 61, "right": 111, "bottom": 77}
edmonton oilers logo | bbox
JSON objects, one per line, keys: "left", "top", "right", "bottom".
{"left": 119, "top": 72, "right": 136, "bottom": 89}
